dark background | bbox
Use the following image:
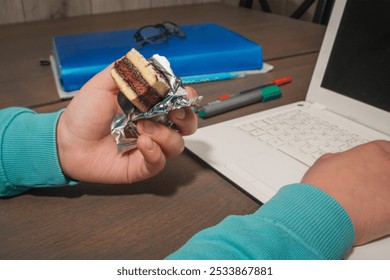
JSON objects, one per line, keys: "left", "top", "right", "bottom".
{"left": 321, "top": 0, "right": 390, "bottom": 112}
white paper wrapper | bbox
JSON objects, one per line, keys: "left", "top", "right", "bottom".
{"left": 111, "top": 54, "right": 202, "bottom": 153}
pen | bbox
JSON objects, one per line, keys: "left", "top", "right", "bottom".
{"left": 181, "top": 72, "right": 246, "bottom": 84}
{"left": 198, "top": 85, "right": 282, "bottom": 118}
{"left": 218, "top": 76, "right": 292, "bottom": 100}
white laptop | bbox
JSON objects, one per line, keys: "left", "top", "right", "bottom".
{"left": 184, "top": 0, "right": 390, "bottom": 260}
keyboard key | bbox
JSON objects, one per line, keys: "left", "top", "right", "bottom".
{"left": 324, "top": 127, "right": 341, "bottom": 136}
{"left": 338, "top": 144, "right": 353, "bottom": 152}
{"left": 300, "top": 144, "right": 318, "bottom": 154}
{"left": 278, "top": 133, "right": 295, "bottom": 142}
{"left": 316, "top": 131, "right": 334, "bottom": 141}
{"left": 253, "top": 120, "right": 268, "bottom": 128}
{"left": 307, "top": 138, "right": 325, "bottom": 147}
{"left": 267, "top": 138, "right": 284, "bottom": 147}
{"left": 328, "top": 138, "right": 345, "bottom": 147}
{"left": 312, "top": 150, "right": 326, "bottom": 160}
{"left": 250, "top": 129, "right": 266, "bottom": 137}
{"left": 347, "top": 137, "right": 366, "bottom": 146}
{"left": 263, "top": 116, "right": 279, "bottom": 124}
{"left": 296, "top": 131, "right": 313, "bottom": 140}
{"left": 284, "top": 119, "right": 298, "bottom": 125}
{"left": 337, "top": 134, "right": 353, "bottom": 142}
{"left": 261, "top": 124, "right": 275, "bottom": 131}
{"left": 294, "top": 123, "right": 310, "bottom": 130}
{"left": 258, "top": 133, "right": 274, "bottom": 141}
{"left": 268, "top": 127, "right": 283, "bottom": 136}
{"left": 289, "top": 139, "right": 306, "bottom": 148}
{"left": 303, "top": 118, "right": 319, "bottom": 126}
{"left": 239, "top": 123, "right": 256, "bottom": 131}
{"left": 319, "top": 143, "right": 338, "bottom": 153}
{"left": 284, "top": 126, "right": 300, "bottom": 135}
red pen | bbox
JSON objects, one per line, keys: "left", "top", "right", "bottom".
{"left": 218, "top": 76, "right": 292, "bottom": 101}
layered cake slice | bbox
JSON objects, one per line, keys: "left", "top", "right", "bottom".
{"left": 111, "top": 48, "right": 171, "bottom": 112}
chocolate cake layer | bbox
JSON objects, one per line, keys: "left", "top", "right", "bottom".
{"left": 114, "top": 58, "right": 162, "bottom": 110}
{"left": 110, "top": 48, "right": 171, "bottom": 112}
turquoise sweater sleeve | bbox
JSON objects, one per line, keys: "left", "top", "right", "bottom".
{"left": 166, "top": 184, "right": 355, "bottom": 260}
{"left": 0, "top": 107, "right": 74, "bottom": 197}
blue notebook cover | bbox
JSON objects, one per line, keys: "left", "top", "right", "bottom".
{"left": 52, "top": 23, "right": 263, "bottom": 92}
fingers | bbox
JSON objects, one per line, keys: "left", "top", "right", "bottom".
{"left": 136, "top": 134, "right": 166, "bottom": 177}
{"left": 168, "top": 107, "right": 198, "bottom": 136}
{"left": 167, "top": 86, "right": 198, "bottom": 136}
{"left": 184, "top": 86, "right": 198, "bottom": 98}
{"left": 137, "top": 120, "right": 185, "bottom": 158}
{"left": 136, "top": 86, "right": 199, "bottom": 156}
{"left": 135, "top": 107, "right": 198, "bottom": 180}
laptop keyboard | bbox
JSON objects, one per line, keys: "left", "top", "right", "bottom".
{"left": 237, "top": 108, "right": 368, "bottom": 166}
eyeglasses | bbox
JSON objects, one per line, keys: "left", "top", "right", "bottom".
{"left": 134, "top": 21, "right": 186, "bottom": 48}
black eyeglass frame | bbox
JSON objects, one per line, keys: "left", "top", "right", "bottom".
{"left": 133, "top": 21, "right": 186, "bottom": 48}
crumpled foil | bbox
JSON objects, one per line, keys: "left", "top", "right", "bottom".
{"left": 111, "top": 54, "right": 202, "bottom": 153}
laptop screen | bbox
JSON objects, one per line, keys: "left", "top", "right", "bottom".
{"left": 321, "top": 0, "right": 390, "bottom": 112}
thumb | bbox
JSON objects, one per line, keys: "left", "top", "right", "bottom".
{"left": 136, "top": 135, "right": 166, "bottom": 179}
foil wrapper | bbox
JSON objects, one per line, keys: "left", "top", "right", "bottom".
{"left": 111, "top": 54, "right": 202, "bottom": 153}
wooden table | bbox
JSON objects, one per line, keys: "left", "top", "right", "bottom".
{"left": 0, "top": 3, "right": 325, "bottom": 259}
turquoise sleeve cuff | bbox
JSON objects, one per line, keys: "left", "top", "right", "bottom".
{"left": 167, "top": 184, "right": 354, "bottom": 260}
{"left": 0, "top": 107, "right": 75, "bottom": 197}
{"left": 253, "top": 184, "right": 355, "bottom": 259}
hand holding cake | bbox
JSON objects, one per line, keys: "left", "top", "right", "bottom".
{"left": 56, "top": 50, "right": 198, "bottom": 184}
{"left": 110, "top": 48, "right": 202, "bottom": 153}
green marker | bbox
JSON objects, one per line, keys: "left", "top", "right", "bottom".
{"left": 198, "top": 85, "right": 282, "bottom": 119}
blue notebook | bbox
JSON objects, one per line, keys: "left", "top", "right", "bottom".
{"left": 52, "top": 23, "right": 263, "bottom": 92}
